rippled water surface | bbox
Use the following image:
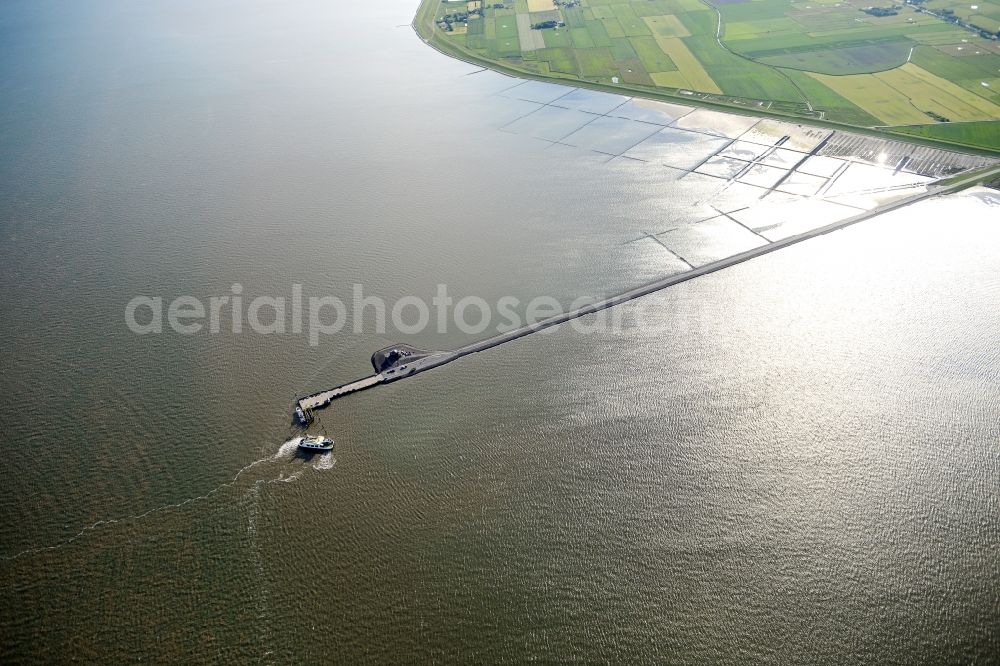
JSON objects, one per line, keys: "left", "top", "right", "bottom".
{"left": 1, "top": 0, "right": 998, "bottom": 662}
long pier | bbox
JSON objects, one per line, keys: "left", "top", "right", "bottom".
{"left": 293, "top": 167, "right": 999, "bottom": 424}
{"left": 298, "top": 374, "right": 385, "bottom": 411}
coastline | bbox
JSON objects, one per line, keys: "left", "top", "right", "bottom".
{"left": 411, "top": 0, "right": 1000, "bottom": 158}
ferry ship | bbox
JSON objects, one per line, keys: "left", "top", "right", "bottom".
{"left": 297, "top": 435, "right": 334, "bottom": 451}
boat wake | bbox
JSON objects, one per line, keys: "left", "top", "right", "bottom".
{"left": 0, "top": 437, "right": 333, "bottom": 563}
{"left": 313, "top": 453, "right": 336, "bottom": 471}
{"left": 274, "top": 437, "right": 303, "bottom": 459}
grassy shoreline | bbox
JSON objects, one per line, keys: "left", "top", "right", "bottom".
{"left": 412, "top": 0, "right": 1000, "bottom": 157}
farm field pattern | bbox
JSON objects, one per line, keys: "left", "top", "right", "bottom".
{"left": 423, "top": 0, "right": 1000, "bottom": 150}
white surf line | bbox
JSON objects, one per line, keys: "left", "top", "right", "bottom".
{"left": 0, "top": 439, "right": 305, "bottom": 563}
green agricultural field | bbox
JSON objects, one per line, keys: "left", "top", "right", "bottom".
{"left": 756, "top": 41, "right": 914, "bottom": 75}
{"left": 416, "top": 0, "right": 1000, "bottom": 152}
{"left": 893, "top": 120, "right": 1000, "bottom": 149}
{"left": 630, "top": 35, "right": 678, "bottom": 71}
{"left": 923, "top": 0, "right": 1000, "bottom": 33}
